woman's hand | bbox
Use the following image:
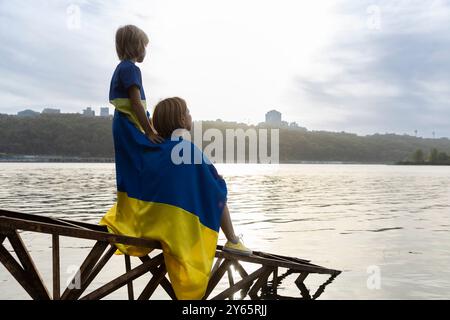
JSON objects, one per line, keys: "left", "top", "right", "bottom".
{"left": 147, "top": 132, "right": 164, "bottom": 143}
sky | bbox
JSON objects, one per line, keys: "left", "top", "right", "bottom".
{"left": 0, "top": 0, "right": 449, "bottom": 137}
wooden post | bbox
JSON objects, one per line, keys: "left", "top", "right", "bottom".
{"left": 52, "top": 234, "right": 60, "bottom": 300}
{"left": 124, "top": 255, "right": 134, "bottom": 300}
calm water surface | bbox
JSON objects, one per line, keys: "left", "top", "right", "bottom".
{"left": 0, "top": 163, "right": 449, "bottom": 299}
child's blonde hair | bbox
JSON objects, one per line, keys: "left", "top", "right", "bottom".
{"left": 115, "top": 25, "right": 149, "bottom": 61}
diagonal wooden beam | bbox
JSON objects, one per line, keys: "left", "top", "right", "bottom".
{"left": 233, "top": 261, "right": 252, "bottom": 299}
{"left": 0, "top": 244, "right": 47, "bottom": 300}
{"left": 248, "top": 267, "right": 274, "bottom": 299}
{"left": 7, "top": 231, "right": 50, "bottom": 299}
{"left": 295, "top": 272, "right": 311, "bottom": 299}
{"left": 61, "top": 240, "right": 109, "bottom": 300}
{"left": 211, "top": 257, "right": 223, "bottom": 276}
{"left": 80, "top": 253, "right": 164, "bottom": 300}
{"left": 138, "top": 264, "right": 167, "bottom": 300}
{"left": 212, "top": 266, "right": 266, "bottom": 300}
{"left": 312, "top": 273, "right": 339, "bottom": 300}
{"left": 203, "top": 259, "right": 233, "bottom": 300}
{"left": 139, "top": 255, "right": 177, "bottom": 300}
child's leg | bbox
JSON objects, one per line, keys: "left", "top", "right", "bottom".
{"left": 220, "top": 204, "right": 239, "bottom": 243}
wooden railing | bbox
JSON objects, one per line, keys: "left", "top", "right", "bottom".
{"left": 0, "top": 209, "right": 341, "bottom": 300}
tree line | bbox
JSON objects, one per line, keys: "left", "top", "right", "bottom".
{"left": 1, "top": 113, "right": 450, "bottom": 164}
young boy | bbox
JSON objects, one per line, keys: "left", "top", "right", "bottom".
{"left": 109, "top": 25, "right": 162, "bottom": 143}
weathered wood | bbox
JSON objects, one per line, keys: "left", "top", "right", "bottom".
{"left": 0, "top": 244, "right": 48, "bottom": 300}
{"left": 81, "top": 253, "right": 164, "bottom": 300}
{"left": 233, "top": 261, "right": 252, "bottom": 299}
{"left": 272, "top": 267, "right": 278, "bottom": 296}
{"left": 0, "top": 209, "right": 106, "bottom": 232}
{"left": 211, "top": 257, "right": 223, "bottom": 276}
{"left": 6, "top": 231, "right": 50, "bottom": 299}
{"left": 52, "top": 234, "right": 60, "bottom": 300}
{"left": 312, "top": 273, "right": 339, "bottom": 300}
{"left": 227, "top": 266, "right": 235, "bottom": 300}
{"left": 138, "top": 264, "right": 167, "bottom": 300}
{"left": 248, "top": 267, "right": 274, "bottom": 299}
{"left": 62, "top": 243, "right": 117, "bottom": 300}
{"left": 124, "top": 255, "right": 134, "bottom": 300}
{"left": 0, "top": 216, "right": 161, "bottom": 250}
{"left": 295, "top": 272, "right": 311, "bottom": 299}
{"left": 61, "top": 241, "right": 109, "bottom": 300}
{"left": 0, "top": 210, "right": 342, "bottom": 300}
{"left": 139, "top": 255, "right": 177, "bottom": 300}
{"left": 218, "top": 251, "right": 338, "bottom": 275}
{"left": 203, "top": 259, "right": 233, "bottom": 300}
{"left": 212, "top": 266, "right": 266, "bottom": 300}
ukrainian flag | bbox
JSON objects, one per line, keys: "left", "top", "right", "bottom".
{"left": 100, "top": 110, "right": 227, "bottom": 300}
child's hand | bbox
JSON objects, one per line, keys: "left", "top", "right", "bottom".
{"left": 147, "top": 132, "right": 164, "bottom": 143}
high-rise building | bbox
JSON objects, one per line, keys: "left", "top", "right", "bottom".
{"left": 83, "top": 107, "right": 95, "bottom": 117}
{"left": 265, "top": 110, "right": 282, "bottom": 126}
{"left": 100, "top": 107, "right": 110, "bottom": 117}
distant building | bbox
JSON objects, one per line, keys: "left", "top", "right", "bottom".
{"left": 17, "top": 109, "right": 39, "bottom": 117}
{"left": 289, "top": 122, "right": 299, "bottom": 128}
{"left": 265, "top": 110, "right": 282, "bottom": 126}
{"left": 42, "top": 108, "right": 60, "bottom": 114}
{"left": 100, "top": 107, "right": 109, "bottom": 117}
{"left": 83, "top": 107, "right": 95, "bottom": 117}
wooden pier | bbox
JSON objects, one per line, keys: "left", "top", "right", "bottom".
{"left": 0, "top": 209, "right": 341, "bottom": 300}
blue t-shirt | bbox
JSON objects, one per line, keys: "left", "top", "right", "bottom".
{"left": 109, "top": 60, "right": 146, "bottom": 101}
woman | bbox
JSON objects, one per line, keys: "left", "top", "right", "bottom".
{"left": 101, "top": 97, "right": 251, "bottom": 300}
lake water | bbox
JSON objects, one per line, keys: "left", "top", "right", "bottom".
{"left": 0, "top": 163, "right": 449, "bottom": 299}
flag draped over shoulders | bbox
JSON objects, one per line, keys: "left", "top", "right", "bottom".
{"left": 100, "top": 110, "right": 227, "bottom": 300}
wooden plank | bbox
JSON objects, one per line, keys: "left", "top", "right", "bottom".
{"left": 212, "top": 266, "right": 266, "bottom": 300}
{"left": 203, "top": 259, "right": 232, "bottom": 300}
{"left": 0, "top": 244, "right": 46, "bottom": 300}
{"left": 81, "top": 253, "right": 164, "bottom": 300}
{"left": 0, "top": 216, "right": 161, "bottom": 250}
{"left": 217, "top": 251, "right": 337, "bottom": 275}
{"left": 124, "top": 255, "right": 134, "bottom": 300}
{"left": 215, "top": 244, "right": 311, "bottom": 263}
{"left": 139, "top": 255, "right": 177, "bottom": 300}
{"left": 138, "top": 264, "right": 167, "bottom": 300}
{"left": 61, "top": 241, "right": 109, "bottom": 300}
{"left": 52, "top": 234, "right": 60, "bottom": 300}
{"left": 7, "top": 231, "right": 50, "bottom": 299}
{"left": 248, "top": 267, "right": 273, "bottom": 299}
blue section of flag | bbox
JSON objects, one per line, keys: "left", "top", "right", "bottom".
{"left": 112, "top": 110, "right": 227, "bottom": 232}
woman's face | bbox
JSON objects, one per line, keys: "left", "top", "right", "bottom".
{"left": 183, "top": 108, "right": 192, "bottom": 131}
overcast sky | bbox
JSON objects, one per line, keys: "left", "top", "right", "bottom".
{"left": 0, "top": 0, "right": 449, "bottom": 137}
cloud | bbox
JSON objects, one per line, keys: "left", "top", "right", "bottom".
{"left": 0, "top": 0, "right": 449, "bottom": 137}
{"left": 291, "top": 1, "right": 450, "bottom": 137}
